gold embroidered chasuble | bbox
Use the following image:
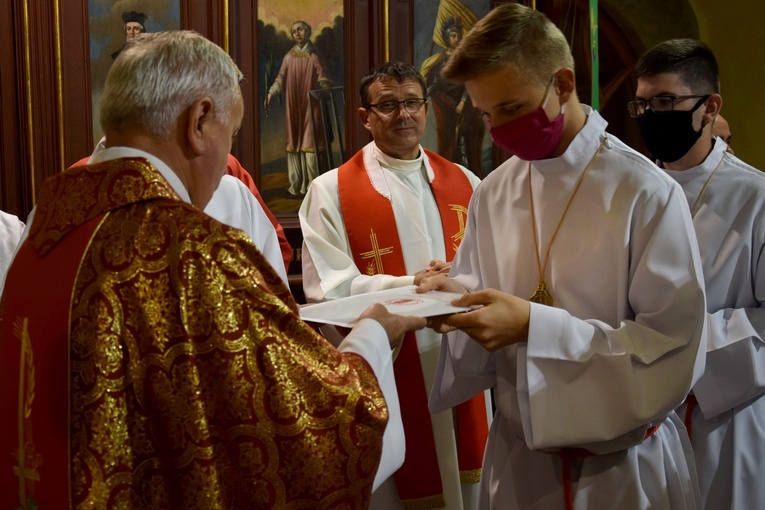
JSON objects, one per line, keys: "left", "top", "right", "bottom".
{"left": 0, "top": 158, "right": 388, "bottom": 509}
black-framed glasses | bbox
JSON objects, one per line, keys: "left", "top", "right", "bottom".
{"left": 365, "top": 98, "right": 427, "bottom": 115}
{"left": 627, "top": 95, "right": 710, "bottom": 118}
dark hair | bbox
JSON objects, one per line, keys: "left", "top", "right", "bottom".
{"left": 635, "top": 39, "right": 720, "bottom": 94}
{"left": 359, "top": 61, "right": 427, "bottom": 105}
{"left": 122, "top": 11, "right": 147, "bottom": 32}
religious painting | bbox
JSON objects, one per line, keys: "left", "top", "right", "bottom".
{"left": 415, "top": 0, "right": 492, "bottom": 178}
{"left": 257, "top": 1, "right": 346, "bottom": 214}
{"left": 88, "top": 0, "right": 181, "bottom": 146}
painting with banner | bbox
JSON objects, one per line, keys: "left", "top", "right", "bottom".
{"left": 415, "top": 0, "right": 492, "bottom": 178}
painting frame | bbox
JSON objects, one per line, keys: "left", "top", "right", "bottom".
{"left": 253, "top": 0, "right": 348, "bottom": 217}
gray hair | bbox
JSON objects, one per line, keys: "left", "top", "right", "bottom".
{"left": 100, "top": 31, "right": 243, "bottom": 138}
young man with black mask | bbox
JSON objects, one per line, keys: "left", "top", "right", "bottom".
{"left": 633, "top": 38, "right": 765, "bottom": 510}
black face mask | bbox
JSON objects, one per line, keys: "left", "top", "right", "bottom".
{"left": 637, "top": 97, "right": 708, "bottom": 163}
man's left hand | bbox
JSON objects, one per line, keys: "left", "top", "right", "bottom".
{"left": 413, "top": 259, "right": 451, "bottom": 285}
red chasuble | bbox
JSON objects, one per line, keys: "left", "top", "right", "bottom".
{"left": 0, "top": 158, "right": 389, "bottom": 509}
{"left": 338, "top": 148, "right": 489, "bottom": 508}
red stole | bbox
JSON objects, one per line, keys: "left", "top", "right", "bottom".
{"left": 338, "top": 147, "right": 489, "bottom": 507}
{"left": 0, "top": 214, "right": 103, "bottom": 509}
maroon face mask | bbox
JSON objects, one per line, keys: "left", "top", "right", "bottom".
{"left": 488, "top": 76, "right": 565, "bottom": 161}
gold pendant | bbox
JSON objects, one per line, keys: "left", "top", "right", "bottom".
{"left": 529, "top": 282, "right": 553, "bottom": 306}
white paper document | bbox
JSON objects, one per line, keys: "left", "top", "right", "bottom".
{"left": 299, "top": 285, "right": 471, "bottom": 328}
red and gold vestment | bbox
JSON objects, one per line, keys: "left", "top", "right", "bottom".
{"left": 0, "top": 158, "right": 388, "bottom": 509}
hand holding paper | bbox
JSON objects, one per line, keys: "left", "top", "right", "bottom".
{"left": 424, "top": 288, "right": 531, "bottom": 352}
{"left": 358, "top": 303, "right": 426, "bottom": 351}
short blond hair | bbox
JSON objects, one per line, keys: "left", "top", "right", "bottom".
{"left": 101, "top": 31, "right": 243, "bottom": 138}
{"left": 442, "top": 3, "right": 574, "bottom": 88}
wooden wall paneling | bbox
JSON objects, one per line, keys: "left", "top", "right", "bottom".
{"left": 183, "top": 0, "right": 225, "bottom": 45}
{"left": 387, "top": 0, "right": 413, "bottom": 65}
{"left": 228, "top": 0, "right": 258, "bottom": 189}
{"left": 17, "top": 0, "right": 63, "bottom": 219}
{"left": 59, "top": 0, "right": 93, "bottom": 168}
{"left": 347, "top": 0, "right": 375, "bottom": 156}
{"left": 0, "top": 0, "right": 25, "bottom": 216}
{"left": 27, "top": 0, "right": 60, "bottom": 192}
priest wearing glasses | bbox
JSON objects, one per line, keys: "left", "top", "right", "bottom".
{"left": 299, "top": 61, "right": 490, "bottom": 509}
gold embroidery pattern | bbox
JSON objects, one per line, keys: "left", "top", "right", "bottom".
{"left": 449, "top": 204, "right": 469, "bottom": 253}
{"left": 12, "top": 318, "right": 41, "bottom": 510}
{"left": 29, "top": 158, "right": 177, "bottom": 256}
{"left": 360, "top": 229, "right": 394, "bottom": 276}
{"left": 65, "top": 171, "right": 387, "bottom": 508}
{"left": 459, "top": 468, "right": 482, "bottom": 484}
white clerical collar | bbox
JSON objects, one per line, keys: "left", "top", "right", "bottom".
{"left": 663, "top": 138, "right": 727, "bottom": 184}
{"left": 88, "top": 146, "right": 192, "bottom": 204}
{"left": 373, "top": 144, "right": 424, "bottom": 174}
{"left": 532, "top": 105, "right": 608, "bottom": 174}
{"left": 293, "top": 41, "right": 313, "bottom": 54}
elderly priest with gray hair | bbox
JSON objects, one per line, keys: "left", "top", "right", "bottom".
{"left": 0, "top": 30, "right": 424, "bottom": 508}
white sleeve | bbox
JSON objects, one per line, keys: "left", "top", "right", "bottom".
{"left": 338, "top": 318, "right": 404, "bottom": 490}
{"left": 428, "top": 329, "right": 495, "bottom": 413}
{"left": 0, "top": 210, "right": 27, "bottom": 297}
{"left": 520, "top": 182, "right": 706, "bottom": 450}
{"left": 299, "top": 172, "right": 413, "bottom": 303}
{"left": 689, "top": 184, "right": 765, "bottom": 418}
{"left": 429, "top": 193, "right": 496, "bottom": 412}
{"left": 205, "top": 176, "right": 288, "bottom": 284}
{"left": 693, "top": 306, "right": 765, "bottom": 418}
{"left": 693, "top": 245, "right": 765, "bottom": 418}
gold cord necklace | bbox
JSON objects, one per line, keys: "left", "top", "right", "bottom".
{"left": 690, "top": 152, "right": 726, "bottom": 218}
{"left": 528, "top": 137, "right": 606, "bottom": 306}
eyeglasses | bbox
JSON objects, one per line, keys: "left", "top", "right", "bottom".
{"left": 627, "top": 95, "right": 710, "bottom": 118}
{"left": 365, "top": 98, "right": 427, "bottom": 115}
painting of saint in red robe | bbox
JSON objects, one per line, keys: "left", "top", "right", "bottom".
{"left": 265, "top": 21, "right": 331, "bottom": 197}
{"left": 258, "top": 3, "right": 344, "bottom": 212}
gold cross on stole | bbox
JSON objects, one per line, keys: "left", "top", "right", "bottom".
{"left": 449, "top": 204, "right": 469, "bottom": 253}
{"left": 360, "top": 229, "right": 394, "bottom": 275}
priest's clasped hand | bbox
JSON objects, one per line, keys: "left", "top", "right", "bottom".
{"left": 416, "top": 275, "right": 530, "bottom": 352}
{"left": 413, "top": 259, "right": 452, "bottom": 285}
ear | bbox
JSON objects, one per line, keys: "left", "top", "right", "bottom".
{"left": 703, "top": 93, "right": 722, "bottom": 123}
{"left": 185, "top": 97, "right": 215, "bottom": 156}
{"left": 358, "top": 107, "right": 373, "bottom": 134}
{"left": 554, "top": 68, "right": 576, "bottom": 105}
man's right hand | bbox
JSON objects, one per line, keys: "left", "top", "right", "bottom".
{"left": 358, "top": 303, "right": 426, "bottom": 351}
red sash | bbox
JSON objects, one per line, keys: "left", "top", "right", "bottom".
{"left": 338, "top": 147, "right": 489, "bottom": 507}
{"left": 556, "top": 424, "right": 661, "bottom": 510}
{"left": 0, "top": 214, "right": 103, "bottom": 509}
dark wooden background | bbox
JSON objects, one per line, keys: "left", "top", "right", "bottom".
{"left": 1, "top": 0, "right": 678, "bottom": 300}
